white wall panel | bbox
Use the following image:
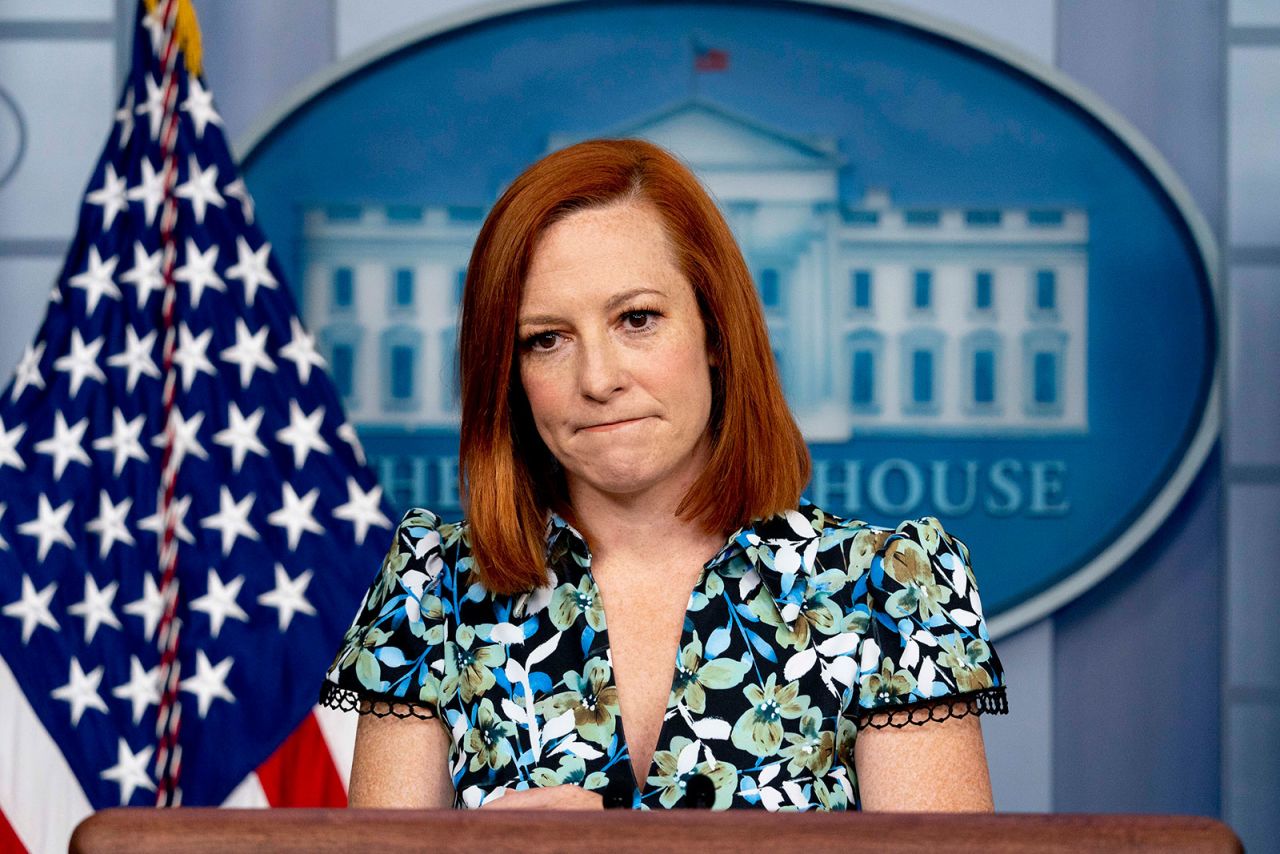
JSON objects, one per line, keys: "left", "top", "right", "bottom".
{"left": 889, "top": 0, "right": 1057, "bottom": 65}
{"left": 1226, "top": 483, "right": 1280, "bottom": 691}
{"left": 335, "top": 0, "right": 484, "bottom": 58}
{"left": 1229, "top": 267, "right": 1280, "bottom": 466}
{"left": 0, "top": 0, "right": 111, "bottom": 21}
{"left": 1231, "top": 0, "right": 1280, "bottom": 27}
{"left": 335, "top": 0, "right": 1058, "bottom": 67}
{"left": 1228, "top": 48, "right": 1280, "bottom": 246}
{"left": 1226, "top": 703, "right": 1280, "bottom": 852}
{"left": 0, "top": 255, "right": 59, "bottom": 383}
{"left": 983, "top": 617, "right": 1054, "bottom": 812}
{"left": 0, "top": 40, "right": 114, "bottom": 241}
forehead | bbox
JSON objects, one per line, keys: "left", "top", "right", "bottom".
{"left": 519, "top": 202, "right": 687, "bottom": 310}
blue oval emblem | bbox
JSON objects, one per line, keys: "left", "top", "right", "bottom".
{"left": 241, "top": 0, "right": 1219, "bottom": 636}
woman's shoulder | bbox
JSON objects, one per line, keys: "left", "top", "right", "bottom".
{"left": 377, "top": 507, "right": 477, "bottom": 598}
{"left": 390, "top": 506, "right": 472, "bottom": 554}
{"left": 761, "top": 501, "right": 970, "bottom": 564}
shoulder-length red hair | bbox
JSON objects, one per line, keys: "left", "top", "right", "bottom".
{"left": 458, "top": 138, "right": 810, "bottom": 594}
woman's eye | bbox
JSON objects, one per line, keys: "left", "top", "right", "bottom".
{"left": 524, "top": 332, "right": 559, "bottom": 351}
{"left": 622, "top": 310, "right": 658, "bottom": 330}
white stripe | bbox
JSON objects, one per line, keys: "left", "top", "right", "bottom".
{"left": 312, "top": 703, "right": 356, "bottom": 792}
{"left": 220, "top": 772, "right": 269, "bottom": 808}
{"left": 0, "top": 653, "right": 93, "bottom": 854}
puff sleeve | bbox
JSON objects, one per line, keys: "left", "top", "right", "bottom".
{"left": 850, "top": 516, "right": 1008, "bottom": 729}
{"left": 319, "top": 508, "right": 453, "bottom": 720}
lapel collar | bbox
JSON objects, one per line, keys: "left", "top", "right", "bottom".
{"left": 511, "top": 505, "right": 824, "bottom": 628}
{"left": 512, "top": 512, "right": 590, "bottom": 621}
{"left": 735, "top": 503, "right": 826, "bottom": 633}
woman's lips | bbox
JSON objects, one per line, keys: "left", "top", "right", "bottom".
{"left": 579, "top": 417, "right": 648, "bottom": 433}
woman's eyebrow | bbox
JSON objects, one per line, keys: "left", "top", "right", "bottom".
{"left": 604, "top": 286, "right": 666, "bottom": 312}
{"left": 517, "top": 287, "right": 667, "bottom": 328}
{"left": 516, "top": 311, "right": 562, "bottom": 328}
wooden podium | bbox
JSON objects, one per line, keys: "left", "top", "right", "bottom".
{"left": 71, "top": 808, "right": 1241, "bottom": 853}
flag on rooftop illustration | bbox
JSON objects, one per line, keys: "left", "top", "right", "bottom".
{"left": 0, "top": 1, "right": 390, "bottom": 850}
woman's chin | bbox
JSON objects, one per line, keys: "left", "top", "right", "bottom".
{"left": 566, "top": 462, "right": 676, "bottom": 500}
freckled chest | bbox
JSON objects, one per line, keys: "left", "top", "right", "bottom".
{"left": 590, "top": 561, "right": 703, "bottom": 791}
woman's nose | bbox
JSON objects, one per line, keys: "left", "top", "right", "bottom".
{"left": 577, "top": 335, "right": 626, "bottom": 402}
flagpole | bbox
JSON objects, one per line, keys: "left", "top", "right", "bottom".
{"left": 0, "top": 0, "right": 396, "bottom": 837}
{"left": 146, "top": 0, "right": 192, "bottom": 808}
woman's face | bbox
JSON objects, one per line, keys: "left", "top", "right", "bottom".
{"left": 517, "top": 201, "right": 714, "bottom": 506}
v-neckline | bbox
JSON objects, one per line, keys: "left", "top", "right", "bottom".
{"left": 583, "top": 560, "right": 710, "bottom": 801}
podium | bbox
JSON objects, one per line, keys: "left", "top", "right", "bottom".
{"left": 71, "top": 807, "right": 1241, "bottom": 853}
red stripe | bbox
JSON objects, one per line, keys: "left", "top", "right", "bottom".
{"left": 0, "top": 806, "right": 28, "bottom": 854}
{"left": 255, "top": 713, "right": 347, "bottom": 807}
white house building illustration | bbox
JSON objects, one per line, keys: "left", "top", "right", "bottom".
{"left": 300, "top": 98, "right": 1089, "bottom": 441}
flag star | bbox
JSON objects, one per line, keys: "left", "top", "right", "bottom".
{"left": 212, "top": 402, "right": 268, "bottom": 472}
{"left": 123, "top": 572, "right": 166, "bottom": 641}
{"left": 225, "top": 236, "right": 277, "bottom": 306}
{"left": 106, "top": 326, "right": 161, "bottom": 394}
{"left": 180, "top": 76, "right": 222, "bottom": 139}
{"left": 174, "top": 154, "right": 224, "bottom": 225}
{"left": 34, "top": 412, "right": 91, "bottom": 479}
{"left": 173, "top": 239, "right": 224, "bottom": 308}
{"left": 2, "top": 575, "right": 59, "bottom": 643}
{"left": 53, "top": 329, "right": 107, "bottom": 397}
{"left": 114, "top": 86, "right": 135, "bottom": 148}
{"left": 220, "top": 318, "right": 275, "bottom": 388}
{"left": 136, "top": 73, "right": 165, "bottom": 140}
{"left": 119, "top": 242, "right": 166, "bottom": 308}
{"left": 267, "top": 483, "right": 323, "bottom": 551}
{"left": 112, "top": 657, "right": 161, "bottom": 725}
{"left": 0, "top": 416, "right": 26, "bottom": 471}
{"left": 84, "top": 490, "right": 136, "bottom": 559}
{"left": 333, "top": 478, "right": 391, "bottom": 545}
{"left": 172, "top": 323, "right": 217, "bottom": 391}
{"left": 137, "top": 492, "right": 195, "bottom": 548}
{"left": 275, "top": 401, "right": 330, "bottom": 469}
{"left": 222, "top": 177, "right": 254, "bottom": 225}
{"left": 51, "top": 658, "right": 109, "bottom": 726}
{"left": 100, "top": 738, "right": 155, "bottom": 805}
{"left": 86, "top": 162, "right": 128, "bottom": 229}
{"left": 93, "top": 409, "right": 149, "bottom": 475}
{"left": 337, "top": 422, "right": 366, "bottom": 466}
{"left": 17, "top": 495, "right": 75, "bottom": 562}
{"left": 190, "top": 567, "right": 249, "bottom": 638}
{"left": 68, "top": 246, "right": 122, "bottom": 315}
{"left": 199, "top": 486, "right": 259, "bottom": 557}
{"left": 0, "top": 505, "right": 7, "bottom": 550}
{"left": 279, "top": 317, "right": 325, "bottom": 384}
{"left": 10, "top": 341, "right": 46, "bottom": 401}
{"left": 141, "top": 4, "right": 165, "bottom": 50}
{"left": 258, "top": 563, "right": 316, "bottom": 631}
{"left": 126, "top": 156, "right": 167, "bottom": 226}
{"left": 180, "top": 650, "right": 235, "bottom": 718}
{"left": 151, "top": 408, "right": 208, "bottom": 470}
{"left": 68, "top": 574, "right": 123, "bottom": 643}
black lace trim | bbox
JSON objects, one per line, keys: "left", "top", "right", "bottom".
{"left": 854, "top": 686, "right": 1008, "bottom": 730}
{"left": 318, "top": 682, "right": 438, "bottom": 720}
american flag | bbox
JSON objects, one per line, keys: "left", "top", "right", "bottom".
{"left": 0, "top": 2, "right": 390, "bottom": 849}
{"left": 693, "top": 40, "right": 729, "bottom": 73}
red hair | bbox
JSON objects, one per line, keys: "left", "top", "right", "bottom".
{"left": 458, "top": 138, "right": 810, "bottom": 594}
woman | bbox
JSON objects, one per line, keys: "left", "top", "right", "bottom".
{"left": 320, "top": 138, "right": 1007, "bottom": 811}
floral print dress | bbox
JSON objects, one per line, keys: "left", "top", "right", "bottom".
{"left": 320, "top": 500, "right": 1008, "bottom": 810}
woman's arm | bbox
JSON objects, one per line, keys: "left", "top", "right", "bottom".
{"left": 854, "top": 712, "right": 995, "bottom": 812}
{"left": 348, "top": 712, "right": 454, "bottom": 808}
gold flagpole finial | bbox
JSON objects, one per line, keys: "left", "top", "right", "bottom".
{"left": 142, "top": 0, "right": 204, "bottom": 77}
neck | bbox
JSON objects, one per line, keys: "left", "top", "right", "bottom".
{"left": 564, "top": 452, "right": 723, "bottom": 570}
